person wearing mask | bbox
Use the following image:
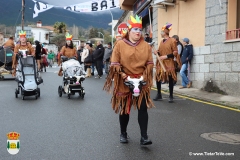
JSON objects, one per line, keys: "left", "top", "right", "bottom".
{"left": 103, "top": 15, "right": 154, "bottom": 145}
{"left": 57, "top": 33, "right": 77, "bottom": 76}
{"left": 153, "top": 23, "right": 181, "bottom": 103}
{"left": 179, "top": 38, "right": 193, "bottom": 89}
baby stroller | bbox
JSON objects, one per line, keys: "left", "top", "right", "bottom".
{"left": 58, "top": 56, "right": 86, "bottom": 99}
{"left": 15, "top": 50, "right": 43, "bottom": 100}
{"left": 0, "top": 46, "right": 14, "bottom": 80}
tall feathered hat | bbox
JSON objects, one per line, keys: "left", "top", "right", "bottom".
{"left": 19, "top": 30, "right": 26, "bottom": 38}
{"left": 127, "top": 15, "right": 142, "bottom": 30}
{"left": 65, "top": 32, "right": 73, "bottom": 41}
{"left": 162, "top": 22, "right": 172, "bottom": 34}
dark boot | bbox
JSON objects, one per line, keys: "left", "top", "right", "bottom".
{"left": 153, "top": 93, "right": 162, "bottom": 101}
{"left": 140, "top": 135, "right": 152, "bottom": 145}
{"left": 168, "top": 95, "right": 173, "bottom": 103}
{"left": 120, "top": 132, "right": 128, "bottom": 143}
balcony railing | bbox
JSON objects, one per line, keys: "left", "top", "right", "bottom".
{"left": 226, "top": 29, "right": 240, "bottom": 40}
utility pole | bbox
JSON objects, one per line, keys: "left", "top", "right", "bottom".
{"left": 21, "top": 0, "right": 25, "bottom": 30}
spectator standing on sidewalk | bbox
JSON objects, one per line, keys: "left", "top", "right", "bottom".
{"left": 179, "top": 38, "right": 193, "bottom": 89}
{"left": 103, "top": 42, "right": 112, "bottom": 75}
{"left": 93, "top": 41, "right": 104, "bottom": 78}
{"left": 153, "top": 23, "right": 181, "bottom": 103}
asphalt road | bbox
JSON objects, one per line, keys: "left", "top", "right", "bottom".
{"left": 0, "top": 66, "right": 239, "bottom": 160}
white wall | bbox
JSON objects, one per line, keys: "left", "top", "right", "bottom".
{"left": 31, "top": 28, "right": 50, "bottom": 44}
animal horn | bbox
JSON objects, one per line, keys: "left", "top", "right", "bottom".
{"left": 127, "top": 76, "right": 132, "bottom": 81}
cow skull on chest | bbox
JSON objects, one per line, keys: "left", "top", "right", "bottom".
{"left": 124, "top": 76, "right": 146, "bottom": 97}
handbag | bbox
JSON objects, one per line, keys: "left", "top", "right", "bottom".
{"left": 84, "top": 54, "right": 93, "bottom": 63}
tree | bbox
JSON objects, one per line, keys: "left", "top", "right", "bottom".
{"left": 27, "top": 37, "right": 34, "bottom": 44}
{"left": 53, "top": 22, "right": 67, "bottom": 34}
{"left": 51, "top": 34, "right": 66, "bottom": 50}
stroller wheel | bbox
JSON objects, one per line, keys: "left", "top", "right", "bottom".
{"left": 15, "top": 89, "right": 19, "bottom": 98}
{"left": 37, "top": 88, "right": 40, "bottom": 97}
{"left": 58, "top": 86, "right": 62, "bottom": 97}
{"left": 68, "top": 94, "right": 70, "bottom": 99}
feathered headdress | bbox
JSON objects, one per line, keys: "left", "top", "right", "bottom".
{"left": 162, "top": 22, "right": 172, "bottom": 31}
{"left": 127, "top": 15, "right": 142, "bottom": 30}
{"left": 65, "top": 32, "right": 73, "bottom": 41}
{"left": 115, "top": 29, "right": 128, "bottom": 39}
{"left": 19, "top": 30, "right": 26, "bottom": 38}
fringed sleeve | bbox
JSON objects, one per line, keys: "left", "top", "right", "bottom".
{"left": 103, "top": 42, "right": 129, "bottom": 114}
{"left": 143, "top": 45, "right": 154, "bottom": 87}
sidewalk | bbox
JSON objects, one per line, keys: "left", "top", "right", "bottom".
{"left": 160, "top": 83, "right": 240, "bottom": 110}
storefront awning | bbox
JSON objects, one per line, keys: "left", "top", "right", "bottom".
{"left": 120, "top": 0, "right": 137, "bottom": 10}
{"left": 138, "top": 7, "right": 149, "bottom": 18}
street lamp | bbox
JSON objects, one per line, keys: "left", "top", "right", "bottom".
{"left": 108, "top": 10, "right": 113, "bottom": 49}
{"left": 98, "top": 32, "right": 104, "bottom": 44}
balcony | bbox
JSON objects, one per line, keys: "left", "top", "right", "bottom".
{"left": 226, "top": 29, "right": 240, "bottom": 41}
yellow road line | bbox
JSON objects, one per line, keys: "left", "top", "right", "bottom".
{"left": 151, "top": 88, "right": 240, "bottom": 113}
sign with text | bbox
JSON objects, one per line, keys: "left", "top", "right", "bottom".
{"left": 117, "top": 23, "right": 128, "bottom": 34}
{"left": 33, "top": 0, "right": 120, "bottom": 18}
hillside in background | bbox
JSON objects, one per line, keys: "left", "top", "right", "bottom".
{"left": 0, "top": 0, "right": 123, "bottom": 29}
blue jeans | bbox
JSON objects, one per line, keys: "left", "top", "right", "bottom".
{"left": 180, "top": 63, "right": 189, "bottom": 87}
{"left": 91, "top": 63, "right": 95, "bottom": 73}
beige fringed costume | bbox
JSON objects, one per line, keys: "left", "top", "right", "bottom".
{"left": 103, "top": 38, "right": 154, "bottom": 115}
{"left": 155, "top": 38, "right": 181, "bottom": 82}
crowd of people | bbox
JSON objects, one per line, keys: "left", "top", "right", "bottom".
{"left": 2, "top": 15, "right": 193, "bottom": 146}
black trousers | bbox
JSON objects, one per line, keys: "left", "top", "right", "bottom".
{"left": 119, "top": 98, "right": 148, "bottom": 138}
{"left": 95, "top": 60, "right": 103, "bottom": 76}
{"left": 156, "top": 75, "right": 174, "bottom": 97}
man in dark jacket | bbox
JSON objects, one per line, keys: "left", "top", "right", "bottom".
{"left": 179, "top": 38, "right": 193, "bottom": 89}
{"left": 93, "top": 41, "right": 105, "bottom": 78}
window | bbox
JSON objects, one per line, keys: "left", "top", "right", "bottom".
{"left": 45, "top": 34, "right": 49, "bottom": 40}
{"left": 226, "top": 0, "right": 240, "bottom": 40}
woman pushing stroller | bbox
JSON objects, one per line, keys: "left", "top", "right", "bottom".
{"left": 58, "top": 33, "right": 77, "bottom": 76}
{"left": 12, "top": 31, "right": 35, "bottom": 76}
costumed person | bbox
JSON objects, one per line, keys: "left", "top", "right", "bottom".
{"left": 58, "top": 33, "right": 77, "bottom": 76}
{"left": 12, "top": 31, "right": 35, "bottom": 76}
{"left": 153, "top": 23, "right": 181, "bottom": 103}
{"left": 103, "top": 15, "right": 154, "bottom": 145}
{"left": 3, "top": 36, "right": 15, "bottom": 51}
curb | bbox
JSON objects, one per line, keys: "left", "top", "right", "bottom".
{"left": 152, "top": 87, "right": 240, "bottom": 111}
